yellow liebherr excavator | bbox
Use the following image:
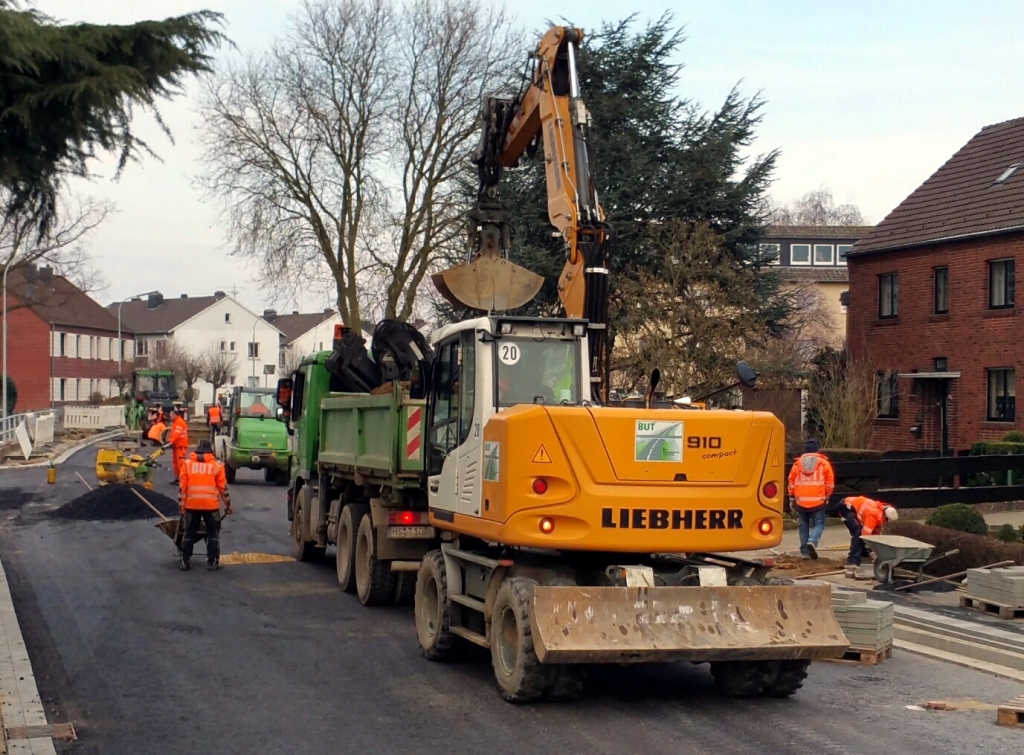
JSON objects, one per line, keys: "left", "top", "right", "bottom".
{"left": 418, "top": 25, "right": 847, "bottom": 702}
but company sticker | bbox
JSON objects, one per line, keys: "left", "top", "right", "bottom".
{"left": 634, "top": 421, "right": 683, "bottom": 462}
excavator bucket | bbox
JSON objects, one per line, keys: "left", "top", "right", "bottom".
{"left": 432, "top": 256, "right": 544, "bottom": 312}
{"left": 529, "top": 584, "right": 848, "bottom": 664}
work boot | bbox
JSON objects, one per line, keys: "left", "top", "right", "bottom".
{"left": 179, "top": 560, "right": 191, "bottom": 571}
{"left": 170, "top": 479, "right": 179, "bottom": 486}
{"left": 807, "top": 542, "right": 819, "bottom": 560}
{"left": 207, "top": 560, "right": 221, "bottom": 571}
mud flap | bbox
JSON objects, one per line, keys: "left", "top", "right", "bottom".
{"left": 529, "top": 584, "right": 848, "bottom": 664}
{"left": 432, "top": 256, "right": 544, "bottom": 312}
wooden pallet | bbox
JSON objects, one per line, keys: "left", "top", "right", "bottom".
{"left": 823, "top": 645, "right": 892, "bottom": 666}
{"left": 997, "top": 696, "right": 1024, "bottom": 728}
{"left": 960, "top": 595, "right": 1024, "bottom": 620}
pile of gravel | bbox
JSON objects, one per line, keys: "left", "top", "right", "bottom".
{"left": 51, "top": 485, "right": 179, "bottom": 522}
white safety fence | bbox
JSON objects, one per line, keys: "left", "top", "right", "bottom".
{"left": 60, "top": 405, "right": 125, "bottom": 430}
{"left": 0, "top": 411, "right": 57, "bottom": 460}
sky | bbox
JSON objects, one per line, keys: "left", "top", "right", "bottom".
{"left": 32, "top": 0, "right": 1024, "bottom": 314}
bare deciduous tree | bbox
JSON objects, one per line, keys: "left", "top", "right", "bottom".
{"left": 201, "top": 345, "right": 239, "bottom": 403}
{"left": 770, "top": 187, "right": 865, "bottom": 226}
{"left": 198, "top": 0, "right": 522, "bottom": 328}
{"left": 153, "top": 341, "right": 205, "bottom": 402}
{"left": 804, "top": 347, "right": 878, "bottom": 449}
{"left": 279, "top": 345, "right": 305, "bottom": 376}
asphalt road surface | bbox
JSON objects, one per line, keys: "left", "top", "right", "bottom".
{"left": 1, "top": 448, "right": 1022, "bottom": 755}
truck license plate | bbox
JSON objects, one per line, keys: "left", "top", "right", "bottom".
{"left": 387, "top": 525, "right": 435, "bottom": 539}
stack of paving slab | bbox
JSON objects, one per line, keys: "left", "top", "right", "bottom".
{"left": 830, "top": 587, "right": 894, "bottom": 650}
{"left": 965, "top": 566, "right": 1024, "bottom": 609}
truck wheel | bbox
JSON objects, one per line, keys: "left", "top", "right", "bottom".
{"left": 355, "top": 512, "right": 396, "bottom": 606}
{"left": 491, "top": 577, "right": 555, "bottom": 703}
{"left": 709, "top": 661, "right": 773, "bottom": 697}
{"left": 763, "top": 660, "right": 810, "bottom": 697}
{"left": 336, "top": 503, "right": 367, "bottom": 593}
{"left": 292, "top": 487, "right": 323, "bottom": 563}
{"left": 394, "top": 571, "right": 417, "bottom": 606}
{"left": 225, "top": 465, "right": 236, "bottom": 484}
{"left": 415, "top": 550, "right": 458, "bottom": 660}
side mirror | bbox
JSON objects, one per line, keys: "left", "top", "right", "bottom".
{"left": 736, "top": 361, "right": 760, "bottom": 388}
{"left": 276, "top": 377, "right": 293, "bottom": 422}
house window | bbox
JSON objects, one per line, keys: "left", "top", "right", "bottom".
{"left": 220, "top": 341, "right": 227, "bottom": 352}
{"left": 759, "top": 243, "right": 780, "bottom": 265}
{"left": 988, "top": 369, "right": 1016, "bottom": 421}
{"left": 790, "top": 244, "right": 811, "bottom": 265}
{"left": 75, "top": 335, "right": 81, "bottom": 358}
{"left": 814, "top": 244, "right": 834, "bottom": 265}
{"left": 136, "top": 339, "right": 148, "bottom": 357}
{"left": 228, "top": 375, "right": 236, "bottom": 386}
{"left": 934, "top": 266, "right": 949, "bottom": 314}
{"left": 59, "top": 379, "right": 66, "bottom": 401}
{"left": 879, "top": 273, "right": 898, "bottom": 318}
{"left": 934, "top": 357, "right": 948, "bottom": 372}
{"left": 248, "top": 342, "right": 260, "bottom": 358}
{"left": 247, "top": 376, "right": 259, "bottom": 388}
{"left": 837, "top": 244, "right": 852, "bottom": 265}
{"left": 120, "top": 339, "right": 126, "bottom": 361}
{"left": 229, "top": 341, "right": 236, "bottom": 351}
{"left": 155, "top": 340, "right": 168, "bottom": 359}
{"left": 225, "top": 313, "right": 231, "bottom": 323}
{"left": 877, "top": 371, "right": 899, "bottom": 418}
{"left": 59, "top": 333, "right": 66, "bottom": 356}
{"left": 989, "top": 259, "right": 1015, "bottom": 309}
{"left": 279, "top": 348, "right": 286, "bottom": 367}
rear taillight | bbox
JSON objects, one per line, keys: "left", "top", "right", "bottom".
{"left": 762, "top": 481, "right": 778, "bottom": 499}
{"left": 387, "top": 511, "right": 427, "bottom": 526}
{"left": 532, "top": 478, "right": 548, "bottom": 495}
{"left": 757, "top": 518, "right": 774, "bottom": 536}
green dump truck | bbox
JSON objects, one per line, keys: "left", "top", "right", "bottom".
{"left": 279, "top": 347, "right": 432, "bottom": 607}
{"left": 216, "top": 386, "right": 291, "bottom": 484}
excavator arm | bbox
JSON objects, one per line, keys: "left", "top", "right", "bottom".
{"left": 432, "top": 26, "right": 613, "bottom": 401}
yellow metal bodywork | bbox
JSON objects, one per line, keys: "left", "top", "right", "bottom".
{"left": 96, "top": 445, "right": 164, "bottom": 485}
{"left": 530, "top": 584, "right": 847, "bottom": 663}
{"left": 430, "top": 405, "right": 786, "bottom": 553}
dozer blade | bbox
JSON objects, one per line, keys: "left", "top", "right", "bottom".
{"left": 432, "top": 256, "right": 544, "bottom": 312}
{"left": 529, "top": 584, "right": 848, "bottom": 664}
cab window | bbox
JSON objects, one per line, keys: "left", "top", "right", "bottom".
{"left": 428, "top": 332, "right": 476, "bottom": 475}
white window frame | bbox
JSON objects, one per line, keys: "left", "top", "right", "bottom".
{"left": 759, "top": 243, "right": 781, "bottom": 265}
{"left": 225, "top": 312, "right": 231, "bottom": 323}
{"left": 790, "top": 243, "right": 812, "bottom": 265}
{"left": 814, "top": 244, "right": 835, "bottom": 265}
{"left": 837, "top": 244, "right": 852, "bottom": 266}
{"left": 248, "top": 342, "right": 260, "bottom": 359}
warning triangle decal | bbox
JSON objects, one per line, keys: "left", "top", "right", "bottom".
{"left": 771, "top": 451, "right": 779, "bottom": 468}
{"left": 532, "top": 444, "right": 552, "bottom": 464}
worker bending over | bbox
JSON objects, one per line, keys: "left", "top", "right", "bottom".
{"left": 787, "top": 439, "right": 834, "bottom": 560}
{"left": 167, "top": 408, "right": 189, "bottom": 484}
{"left": 147, "top": 417, "right": 167, "bottom": 446}
{"left": 178, "top": 439, "right": 233, "bottom": 571}
{"left": 837, "top": 496, "right": 898, "bottom": 567}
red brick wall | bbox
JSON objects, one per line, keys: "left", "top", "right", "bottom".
{"left": 848, "top": 234, "right": 1023, "bottom": 452}
{"left": 0, "top": 306, "right": 51, "bottom": 411}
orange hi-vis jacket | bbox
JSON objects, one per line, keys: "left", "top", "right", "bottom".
{"left": 787, "top": 453, "right": 835, "bottom": 511}
{"left": 147, "top": 421, "right": 166, "bottom": 444}
{"left": 846, "top": 496, "right": 886, "bottom": 536}
{"left": 168, "top": 416, "right": 189, "bottom": 449}
{"left": 179, "top": 452, "right": 230, "bottom": 511}
{"left": 208, "top": 404, "right": 222, "bottom": 424}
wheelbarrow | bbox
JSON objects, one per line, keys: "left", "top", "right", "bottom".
{"left": 860, "top": 535, "right": 959, "bottom": 584}
{"left": 128, "top": 487, "right": 225, "bottom": 559}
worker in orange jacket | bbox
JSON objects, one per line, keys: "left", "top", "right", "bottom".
{"left": 787, "top": 438, "right": 835, "bottom": 560}
{"left": 166, "top": 408, "right": 189, "bottom": 485}
{"left": 147, "top": 418, "right": 167, "bottom": 446}
{"left": 208, "top": 402, "right": 223, "bottom": 437}
{"left": 178, "top": 439, "right": 232, "bottom": 570}
{"left": 837, "top": 496, "right": 898, "bottom": 566}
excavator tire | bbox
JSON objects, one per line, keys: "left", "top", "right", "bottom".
{"left": 393, "top": 571, "right": 417, "bottom": 606}
{"left": 491, "top": 577, "right": 556, "bottom": 703}
{"left": 710, "top": 661, "right": 774, "bottom": 698}
{"left": 415, "top": 550, "right": 458, "bottom": 661}
{"left": 764, "top": 660, "right": 811, "bottom": 697}
{"left": 336, "top": 503, "right": 368, "bottom": 593}
{"left": 355, "top": 512, "right": 396, "bottom": 606}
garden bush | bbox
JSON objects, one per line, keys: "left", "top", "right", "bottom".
{"left": 996, "top": 523, "right": 1020, "bottom": 543}
{"left": 1001, "top": 430, "right": 1024, "bottom": 443}
{"left": 925, "top": 503, "right": 989, "bottom": 535}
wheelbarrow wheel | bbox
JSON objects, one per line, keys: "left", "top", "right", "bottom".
{"left": 873, "top": 561, "right": 893, "bottom": 584}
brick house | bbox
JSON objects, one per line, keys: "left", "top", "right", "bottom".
{"left": 2, "top": 265, "right": 134, "bottom": 411}
{"left": 848, "top": 117, "right": 1024, "bottom": 453}
{"left": 761, "top": 225, "right": 874, "bottom": 347}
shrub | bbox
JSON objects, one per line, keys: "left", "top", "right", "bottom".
{"left": 1002, "top": 430, "right": 1024, "bottom": 443}
{"left": 925, "top": 503, "right": 989, "bottom": 535}
{"left": 88, "top": 391, "right": 105, "bottom": 405}
{"left": 886, "top": 520, "right": 1024, "bottom": 574}
{"left": 996, "top": 523, "right": 1020, "bottom": 543}
{"left": 967, "top": 440, "right": 1024, "bottom": 486}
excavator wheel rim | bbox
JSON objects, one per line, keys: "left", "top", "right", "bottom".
{"left": 494, "top": 602, "right": 520, "bottom": 678}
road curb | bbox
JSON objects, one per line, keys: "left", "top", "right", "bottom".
{"left": 6, "top": 429, "right": 125, "bottom": 470}
{"left": 0, "top": 557, "right": 56, "bottom": 755}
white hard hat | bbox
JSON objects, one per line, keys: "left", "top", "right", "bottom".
{"left": 884, "top": 506, "right": 899, "bottom": 522}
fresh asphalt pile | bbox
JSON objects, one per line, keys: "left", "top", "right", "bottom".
{"left": 51, "top": 485, "right": 179, "bottom": 521}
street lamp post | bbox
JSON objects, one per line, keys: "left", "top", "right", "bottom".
{"left": 2, "top": 256, "right": 15, "bottom": 420}
{"left": 117, "top": 290, "right": 159, "bottom": 377}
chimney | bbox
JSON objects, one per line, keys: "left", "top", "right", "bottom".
{"left": 323, "top": 307, "right": 334, "bottom": 316}
{"left": 292, "top": 310, "right": 299, "bottom": 315}
{"left": 39, "top": 266, "right": 53, "bottom": 282}
{"left": 147, "top": 292, "right": 164, "bottom": 309}
{"left": 180, "top": 293, "right": 188, "bottom": 298}
{"left": 263, "top": 308, "right": 277, "bottom": 321}
{"left": 214, "top": 290, "right": 226, "bottom": 300}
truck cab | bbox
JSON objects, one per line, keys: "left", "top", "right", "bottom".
{"left": 216, "top": 386, "right": 290, "bottom": 484}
